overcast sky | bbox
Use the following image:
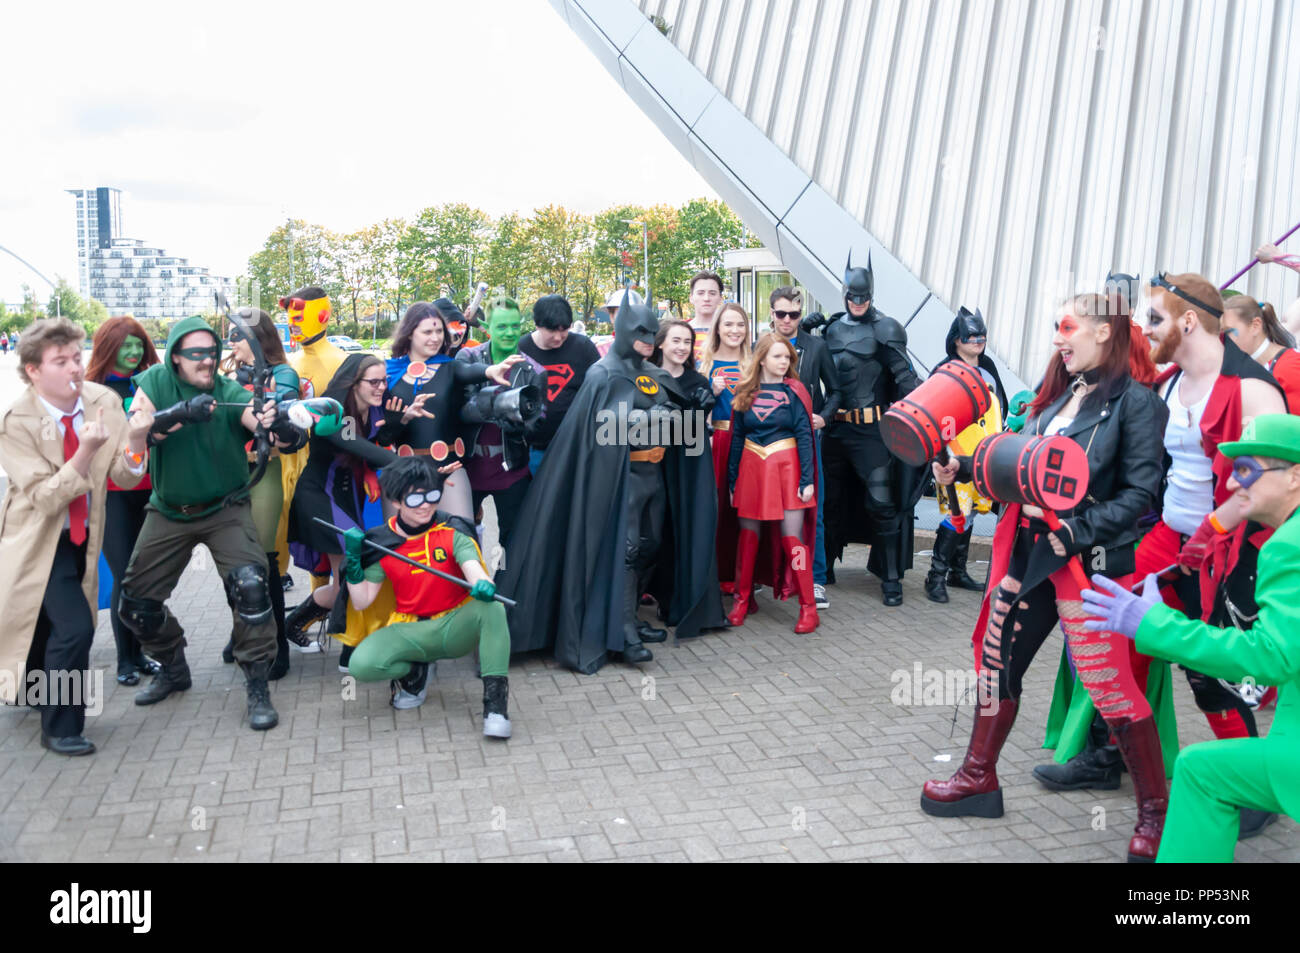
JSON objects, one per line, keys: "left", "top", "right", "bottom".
{"left": 0, "top": 0, "right": 716, "bottom": 303}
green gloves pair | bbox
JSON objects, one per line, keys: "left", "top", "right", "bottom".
{"left": 1005, "top": 389, "right": 1037, "bottom": 433}
{"left": 470, "top": 579, "right": 497, "bottom": 602}
{"left": 343, "top": 527, "right": 367, "bottom": 584}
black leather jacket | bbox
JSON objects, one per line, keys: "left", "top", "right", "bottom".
{"left": 456, "top": 343, "right": 541, "bottom": 475}
{"left": 1024, "top": 376, "right": 1169, "bottom": 567}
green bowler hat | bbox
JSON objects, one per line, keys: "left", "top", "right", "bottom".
{"left": 1220, "top": 414, "right": 1300, "bottom": 465}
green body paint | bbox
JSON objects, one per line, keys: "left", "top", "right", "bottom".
{"left": 487, "top": 307, "right": 522, "bottom": 365}
{"left": 115, "top": 336, "right": 146, "bottom": 375}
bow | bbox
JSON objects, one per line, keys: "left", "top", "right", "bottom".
{"left": 216, "top": 291, "right": 274, "bottom": 502}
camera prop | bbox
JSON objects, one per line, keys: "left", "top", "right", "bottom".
{"left": 461, "top": 362, "right": 543, "bottom": 431}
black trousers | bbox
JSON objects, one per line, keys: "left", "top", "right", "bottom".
{"left": 26, "top": 532, "right": 95, "bottom": 739}
{"left": 102, "top": 488, "right": 151, "bottom": 674}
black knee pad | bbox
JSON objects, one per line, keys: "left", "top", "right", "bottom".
{"left": 225, "top": 563, "right": 272, "bottom": 625}
{"left": 119, "top": 592, "right": 167, "bottom": 638}
{"left": 867, "top": 466, "right": 895, "bottom": 506}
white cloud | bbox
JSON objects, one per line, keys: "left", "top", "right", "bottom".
{"left": 0, "top": 0, "right": 715, "bottom": 303}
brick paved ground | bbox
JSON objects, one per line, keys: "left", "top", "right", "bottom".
{"left": 1, "top": 525, "right": 1295, "bottom": 863}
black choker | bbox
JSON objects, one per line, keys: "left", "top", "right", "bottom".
{"left": 1070, "top": 367, "right": 1103, "bottom": 396}
{"left": 396, "top": 513, "right": 436, "bottom": 536}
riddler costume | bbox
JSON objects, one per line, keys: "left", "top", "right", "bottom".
{"left": 1084, "top": 415, "right": 1300, "bottom": 861}
{"left": 119, "top": 316, "right": 308, "bottom": 731}
{"left": 344, "top": 459, "right": 512, "bottom": 737}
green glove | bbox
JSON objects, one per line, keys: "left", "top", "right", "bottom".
{"left": 469, "top": 579, "right": 496, "bottom": 602}
{"left": 1005, "top": 389, "right": 1037, "bottom": 433}
{"left": 343, "top": 527, "right": 366, "bottom": 584}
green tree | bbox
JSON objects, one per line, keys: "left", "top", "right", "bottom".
{"left": 45, "top": 277, "right": 108, "bottom": 332}
{"left": 400, "top": 203, "right": 490, "bottom": 303}
{"left": 358, "top": 218, "right": 406, "bottom": 331}
{"left": 642, "top": 204, "right": 692, "bottom": 316}
{"left": 481, "top": 213, "right": 527, "bottom": 299}
{"left": 244, "top": 219, "right": 339, "bottom": 311}
{"left": 328, "top": 229, "right": 370, "bottom": 336}
{"left": 521, "top": 205, "right": 592, "bottom": 303}
{"left": 677, "top": 198, "right": 746, "bottom": 274}
{"left": 593, "top": 205, "right": 646, "bottom": 297}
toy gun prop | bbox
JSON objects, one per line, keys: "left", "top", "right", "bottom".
{"left": 312, "top": 516, "right": 517, "bottom": 608}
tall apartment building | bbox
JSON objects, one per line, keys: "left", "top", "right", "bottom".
{"left": 66, "top": 187, "right": 235, "bottom": 321}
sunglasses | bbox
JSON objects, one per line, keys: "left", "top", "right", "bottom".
{"left": 175, "top": 346, "right": 218, "bottom": 362}
{"left": 845, "top": 293, "right": 871, "bottom": 305}
{"left": 772, "top": 309, "right": 802, "bottom": 320}
{"left": 1148, "top": 273, "right": 1222, "bottom": 318}
{"left": 402, "top": 489, "right": 442, "bottom": 508}
{"left": 1231, "top": 456, "right": 1291, "bottom": 489}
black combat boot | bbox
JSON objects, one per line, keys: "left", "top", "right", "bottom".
{"left": 926, "top": 524, "right": 957, "bottom": 603}
{"left": 1033, "top": 712, "right": 1124, "bottom": 791}
{"left": 947, "top": 525, "right": 983, "bottom": 591}
{"left": 135, "top": 645, "right": 192, "bottom": 706}
{"left": 482, "top": 675, "right": 512, "bottom": 739}
{"left": 285, "top": 594, "right": 330, "bottom": 646}
{"left": 240, "top": 660, "right": 279, "bottom": 731}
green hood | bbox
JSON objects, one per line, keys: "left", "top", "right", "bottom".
{"left": 162, "top": 315, "right": 222, "bottom": 380}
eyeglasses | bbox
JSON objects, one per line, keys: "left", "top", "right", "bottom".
{"left": 1231, "top": 456, "right": 1291, "bottom": 489}
{"left": 845, "top": 293, "right": 871, "bottom": 305}
{"left": 175, "top": 346, "right": 218, "bottom": 362}
{"left": 1149, "top": 273, "right": 1222, "bottom": 318}
{"left": 772, "top": 309, "right": 802, "bottom": 320}
{"left": 402, "top": 489, "right": 442, "bottom": 508}
{"left": 357, "top": 377, "right": 387, "bottom": 388}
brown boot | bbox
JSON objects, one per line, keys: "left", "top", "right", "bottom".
{"left": 727, "top": 529, "right": 760, "bottom": 626}
{"left": 921, "top": 699, "right": 1018, "bottom": 818}
{"left": 1111, "top": 717, "right": 1167, "bottom": 862}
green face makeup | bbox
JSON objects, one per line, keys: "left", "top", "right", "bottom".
{"left": 114, "top": 336, "right": 146, "bottom": 374}
{"left": 488, "top": 307, "right": 522, "bottom": 361}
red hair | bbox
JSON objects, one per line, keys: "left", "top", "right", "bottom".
{"left": 86, "top": 316, "right": 160, "bottom": 383}
{"left": 1029, "top": 293, "right": 1139, "bottom": 415}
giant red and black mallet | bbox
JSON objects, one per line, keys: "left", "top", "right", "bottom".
{"left": 971, "top": 431, "right": 1092, "bottom": 589}
{"left": 881, "top": 360, "right": 994, "bottom": 532}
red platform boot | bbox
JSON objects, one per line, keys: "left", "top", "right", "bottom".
{"left": 1111, "top": 717, "right": 1167, "bottom": 862}
{"left": 921, "top": 700, "right": 1018, "bottom": 818}
{"left": 727, "top": 529, "right": 759, "bottom": 626}
{"left": 782, "top": 536, "right": 819, "bottom": 634}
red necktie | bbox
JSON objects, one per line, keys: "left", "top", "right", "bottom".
{"left": 62, "top": 414, "right": 87, "bottom": 545}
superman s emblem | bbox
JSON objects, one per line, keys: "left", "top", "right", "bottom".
{"left": 751, "top": 389, "right": 790, "bottom": 422}
{"left": 544, "top": 363, "right": 574, "bottom": 401}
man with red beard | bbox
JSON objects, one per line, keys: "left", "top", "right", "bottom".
{"left": 1138, "top": 273, "right": 1284, "bottom": 742}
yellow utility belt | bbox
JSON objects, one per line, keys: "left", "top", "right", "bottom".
{"left": 629, "top": 447, "right": 666, "bottom": 463}
{"left": 743, "top": 437, "right": 796, "bottom": 459}
{"left": 833, "top": 406, "right": 882, "bottom": 424}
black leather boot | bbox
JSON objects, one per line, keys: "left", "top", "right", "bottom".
{"left": 135, "top": 645, "right": 192, "bottom": 706}
{"left": 947, "top": 525, "right": 983, "bottom": 591}
{"left": 925, "top": 524, "right": 956, "bottom": 603}
{"left": 482, "top": 675, "right": 512, "bottom": 738}
{"left": 879, "top": 533, "right": 903, "bottom": 607}
{"left": 621, "top": 561, "right": 652, "bottom": 663}
{"left": 240, "top": 660, "right": 279, "bottom": 731}
{"left": 285, "top": 594, "right": 330, "bottom": 646}
{"left": 1032, "top": 712, "right": 1124, "bottom": 790}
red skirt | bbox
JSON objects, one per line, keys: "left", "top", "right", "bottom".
{"left": 734, "top": 439, "right": 814, "bottom": 521}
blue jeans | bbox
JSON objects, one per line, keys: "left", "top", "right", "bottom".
{"left": 813, "top": 430, "right": 827, "bottom": 585}
{"left": 529, "top": 447, "right": 546, "bottom": 476}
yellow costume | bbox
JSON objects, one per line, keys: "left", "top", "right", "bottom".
{"left": 938, "top": 395, "right": 1003, "bottom": 519}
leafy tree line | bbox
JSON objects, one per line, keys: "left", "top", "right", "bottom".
{"left": 243, "top": 198, "right": 761, "bottom": 337}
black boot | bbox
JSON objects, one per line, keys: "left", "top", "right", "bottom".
{"left": 267, "top": 553, "right": 289, "bottom": 680}
{"left": 621, "top": 562, "right": 652, "bottom": 663}
{"left": 135, "top": 645, "right": 192, "bottom": 706}
{"left": 482, "top": 675, "right": 512, "bottom": 738}
{"left": 636, "top": 621, "right": 668, "bottom": 644}
{"left": 285, "top": 594, "right": 330, "bottom": 646}
{"left": 1239, "top": 809, "right": 1278, "bottom": 839}
{"left": 240, "top": 660, "right": 279, "bottom": 731}
{"left": 925, "top": 524, "right": 957, "bottom": 603}
{"left": 878, "top": 533, "right": 903, "bottom": 607}
{"left": 947, "top": 525, "right": 983, "bottom": 591}
{"left": 221, "top": 637, "right": 235, "bottom": 665}
{"left": 1032, "top": 712, "right": 1124, "bottom": 791}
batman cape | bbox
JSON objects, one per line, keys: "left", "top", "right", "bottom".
{"left": 499, "top": 301, "right": 725, "bottom": 674}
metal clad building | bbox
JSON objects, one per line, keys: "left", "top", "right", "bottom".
{"left": 555, "top": 0, "right": 1300, "bottom": 386}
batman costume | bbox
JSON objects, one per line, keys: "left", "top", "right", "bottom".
{"left": 819, "top": 253, "right": 922, "bottom": 605}
{"left": 499, "top": 292, "right": 725, "bottom": 673}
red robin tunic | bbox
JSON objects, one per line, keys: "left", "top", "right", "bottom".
{"left": 376, "top": 518, "right": 478, "bottom": 619}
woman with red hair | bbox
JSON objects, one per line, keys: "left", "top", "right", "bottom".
{"left": 921, "top": 292, "right": 1173, "bottom": 861}
{"left": 87, "top": 317, "right": 161, "bottom": 685}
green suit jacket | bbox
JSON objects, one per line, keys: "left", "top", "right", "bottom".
{"left": 1136, "top": 508, "right": 1300, "bottom": 820}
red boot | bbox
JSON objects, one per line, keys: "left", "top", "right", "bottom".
{"left": 1111, "top": 717, "right": 1167, "bottom": 862}
{"left": 782, "top": 535, "right": 819, "bottom": 633}
{"left": 727, "top": 529, "right": 759, "bottom": 626}
{"left": 921, "top": 700, "right": 1018, "bottom": 818}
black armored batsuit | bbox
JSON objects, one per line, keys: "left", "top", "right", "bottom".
{"left": 819, "top": 252, "right": 923, "bottom": 605}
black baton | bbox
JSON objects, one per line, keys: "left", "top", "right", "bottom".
{"left": 312, "top": 516, "right": 517, "bottom": 608}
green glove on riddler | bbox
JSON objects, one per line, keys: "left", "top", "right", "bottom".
{"left": 1005, "top": 389, "right": 1037, "bottom": 434}
{"left": 343, "top": 528, "right": 366, "bottom": 585}
{"left": 470, "top": 579, "right": 497, "bottom": 602}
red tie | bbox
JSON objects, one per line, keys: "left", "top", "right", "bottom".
{"left": 62, "top": 414, "right": 87, "bottom": 545}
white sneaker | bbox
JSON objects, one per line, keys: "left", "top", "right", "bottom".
{"left": 390, "top": 662, "right": 434, "bottom": 710}
{"left": 292, "top": 641, "right": 323, "bottom": 654}
{"left": 483, "top": 713, "right": 512, "bottom": 739}
{"left": 813, "top": 584, "right": 829, "bottom": 609}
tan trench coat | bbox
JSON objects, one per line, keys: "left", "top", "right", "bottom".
{"left": 0, "top": 382, "right": 143, "bottom": 704}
